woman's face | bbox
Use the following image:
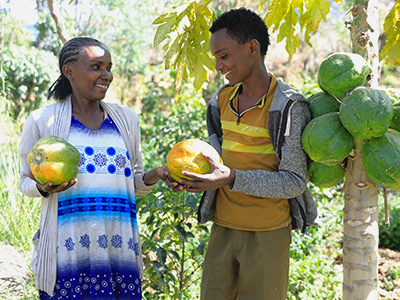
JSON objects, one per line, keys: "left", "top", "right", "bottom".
{"left": 64, "top": 45, "right": 113, "bottom": 102}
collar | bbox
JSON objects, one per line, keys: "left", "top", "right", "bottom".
{"left": 229, "top": 83, "right": 269, "bottom": 125}
{"left": 229, "top": 82, "right": 268, "bottom": 111}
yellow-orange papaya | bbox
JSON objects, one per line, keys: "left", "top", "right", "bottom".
{"left": 28, "top": 136, "right": 80, "bottom": 185}
{"left": 167, "top": 139, "right": 222, "bottom": 181}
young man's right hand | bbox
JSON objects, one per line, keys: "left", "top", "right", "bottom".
{"left": 178, "top": 153, "right": 236, "bottom": 193}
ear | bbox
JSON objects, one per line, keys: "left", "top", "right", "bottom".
{"left": 62, "top": 64, "right": 73, "bottom": 80}
{"left": 249, "top": 39, "right": 260, "bottom": 56}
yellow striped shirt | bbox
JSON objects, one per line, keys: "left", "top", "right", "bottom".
{"left": 213, "top": 76, "right": 291, "bottom": 231}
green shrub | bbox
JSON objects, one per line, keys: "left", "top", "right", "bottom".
{"left": 140, "top": 96, "right": 207, "bottom": 171}
{"left": 138, "top": 186, "right": 209, "bottom": 299}
{"left": 1, "top": 45, "right": 58, "bottom": 120}
{"left": 382, "top": 265, "right": 400, "bottom": 292}
{"left": 288, "top": 185, "right": 343, "bottom": 300}
{"left": 138, "top": 89, "right": 209, "bottom": 299}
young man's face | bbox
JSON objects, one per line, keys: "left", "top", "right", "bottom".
{"left": 210, "top": 28, "right": 255, "bottom": 85}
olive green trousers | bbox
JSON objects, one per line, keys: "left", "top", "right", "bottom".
{"left": 200, "top": 223, "right": 291, "bottom": 300}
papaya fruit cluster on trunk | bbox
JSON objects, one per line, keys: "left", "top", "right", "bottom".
{"left": 302, "top": 52, "right": 400, "bottom": 191}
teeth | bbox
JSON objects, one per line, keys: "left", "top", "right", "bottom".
{"left": 224, "top": 71, "right": 231, "bottom": 76}
{"left": 96, "top": 84, "right": 108, "bottom": 89}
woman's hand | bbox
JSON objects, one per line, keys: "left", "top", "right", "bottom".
{"left": 143, "top": 166, "right": 180, "bottom": 190}
{"left": 29, "top": 172, "right": 77, "bottom": 196}
{"left": 177, "top": 153, "right": 235, "bottom": 193}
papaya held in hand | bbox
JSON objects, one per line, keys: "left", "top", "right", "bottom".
{"left": 28, "top": 136, "right": 81, "bottom": 185}
{"left": 167, "top": 139, "right": 222, "bottom": 182}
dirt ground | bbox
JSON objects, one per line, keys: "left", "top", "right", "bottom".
{"left": 378, "top": 248, "right": 400, "bottom": 299}
{"left": 1, "top": 243, "right": 399, "bottom": 299}
{"left": 0, "top": 242, "right": 30, "bottom": 297}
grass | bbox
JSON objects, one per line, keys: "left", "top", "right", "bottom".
{"left": 0, "top": 145, "right": 41, "bottom": 254}
{"left": 288, "top": 187, "right": 344, "bottom": 300}
{"left": 0, "top": 118, "right": 41, "bottom": 299}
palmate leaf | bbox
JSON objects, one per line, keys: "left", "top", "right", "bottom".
{"left": 265, "top": 0, "right": 333, "bottom": 60}
{"left": 300, "top": 0, "right": 330, "bottom": 46}
{"left": 187, "top": 14, "right": 213, "bottom": 90}
{"left": 153, "top": 3, "right": 193, "bottom": 48}
{"left": 152, "top": 0, "right": 213, "bottom": 97}
{"left": 264, "top": 0, "right": 291, "bottom": 31}
{"left": 380, "top": 1, "right": 400, "bottom": 66}
{"left": 276, "top": 4, "right": 300, "bottom": 61}
{"left": 164, "top": 33, "right": 181, "bottom": 70}
{"left": 153, "top": 12, "right": 179, "bottom": 47}
{"left": 193, "top": 59, "right": 209, "bottom": 90}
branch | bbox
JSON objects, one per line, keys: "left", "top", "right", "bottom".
{"left": 46, "top": 0, "right": 69, "bottom": 44}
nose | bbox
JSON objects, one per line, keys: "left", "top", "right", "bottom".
{"left": 102, "top": 69, "right": 113, "bottom": 83}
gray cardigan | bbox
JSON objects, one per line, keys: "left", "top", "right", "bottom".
{"left": 19, "top": 96, "right": 155, "bottom": 295}
{"left": 197, "top": 78, "right": 319, "bottom": 232}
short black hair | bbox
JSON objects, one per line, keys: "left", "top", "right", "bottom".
{"left": 48, "top": 37, "right": 106, "bottom": 100}
{"left": 210, "top": 7, "right": 270, "bottom": 57}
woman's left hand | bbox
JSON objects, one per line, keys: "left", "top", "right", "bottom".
{"left": 28, "top": 172, "right": 77, "bottom": 195}
{"left": 144, "top": 166, "right": 181, "bottom": 190}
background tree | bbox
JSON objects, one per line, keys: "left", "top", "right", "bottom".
{"left": 0, "top": 11, "right": 58, "bottom": 120}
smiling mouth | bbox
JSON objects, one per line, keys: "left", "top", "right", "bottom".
{"left": 95, "top": 84, "right": 109, "bottom": 90}
{"left": 223, "top": 71, "right": 232, "bottom": 77}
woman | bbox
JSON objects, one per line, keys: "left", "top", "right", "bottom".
{"left": 19, "top": 37, "right": 171, "bottom": 299}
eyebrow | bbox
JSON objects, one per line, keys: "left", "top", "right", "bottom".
{"left": 89, "top": 59, "right": 112, "bottom": 65}
{"left": 213, "top": 48, "right": 227, "bottom": 56}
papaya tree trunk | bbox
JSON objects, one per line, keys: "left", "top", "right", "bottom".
{"left": 343, "top": 0, "right": 380, "bottom": 299}
{"left": 343, "top": 140, "right": 379, "bottom": 300}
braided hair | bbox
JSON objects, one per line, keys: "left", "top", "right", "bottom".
{"left": 48, "top": 37, "right": 105, "bottom": 100}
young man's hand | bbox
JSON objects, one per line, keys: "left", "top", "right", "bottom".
{"left": 178, "top": 153, "right": 236, "bottom": 193}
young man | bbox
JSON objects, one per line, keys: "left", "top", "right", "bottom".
{"left": 176, "top": 7, "right": 318, "bottom": 300}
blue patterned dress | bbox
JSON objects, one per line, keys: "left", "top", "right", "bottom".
{"left": 39, "top": 115, "right": 142, "bottom": 300}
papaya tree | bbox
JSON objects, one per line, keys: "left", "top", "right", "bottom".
{"left": 342, "top": 1, "right": 379, "bottom": 299}
{"left": 152, "top": 0, "right": 400, "bottom": 299}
